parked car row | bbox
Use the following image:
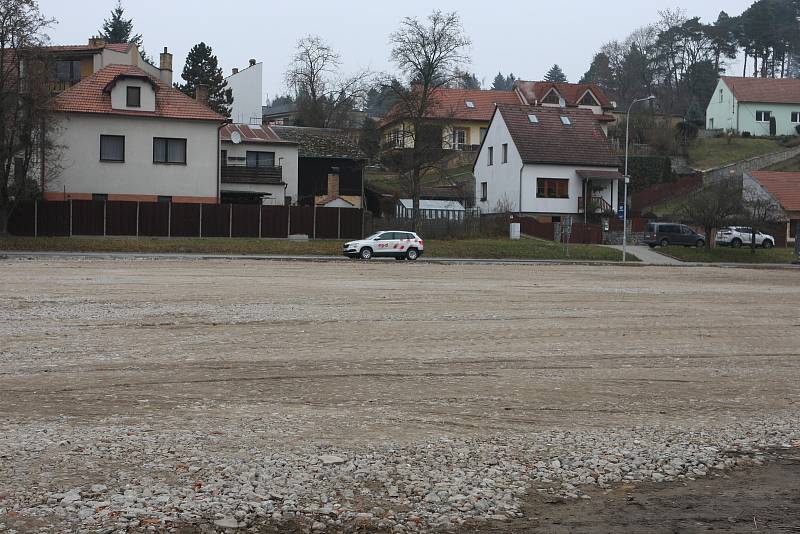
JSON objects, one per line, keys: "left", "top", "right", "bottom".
{"left": 645, "top": 223, "right": 776, "bottom": 249}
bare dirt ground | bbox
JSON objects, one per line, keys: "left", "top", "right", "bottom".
{"left": 1, "top": 258, "right": 799, "bottom": 533}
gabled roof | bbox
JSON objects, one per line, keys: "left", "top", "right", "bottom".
{"left": 749, "top": 171, "right": 800, "bottom": 211}
{"left": 514, "top": 81, "right": 614, "bottom": 109}
{"left": 41, "top": 42, "right": 134, "bottom": 54}
{"left": 495, "top": 104, "right": 620, "bottom": 168}
{"left": 52, "top": 64, "right": 225, "bottom": 122}
{"left": 221, "top": 124, "right": 297, "bottom": 144}
{"left": 271, "top": 126, "right": 365, "bottom": 160}
{"left": 381, "top": 88, "right": 519, "bottom": 126}
{"left": 721, "top": 76, "right": 800, "bottom": 105}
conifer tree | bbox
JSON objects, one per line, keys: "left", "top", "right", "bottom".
{"left": 177, "top": 42, "right": 233, "bottom": 117}
{"left": 544, "top": 64, "right": 568, "bottom": 83}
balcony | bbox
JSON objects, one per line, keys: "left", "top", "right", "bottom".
{"left": 221, "top": 165, "right": 283, "bottom": 185}
{"left": 578, "top": 196, "right": 614, "bottom": 214}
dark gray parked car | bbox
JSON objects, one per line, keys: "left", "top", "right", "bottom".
{"left": 644, "top": 222, "right": 706, "bottom": 248}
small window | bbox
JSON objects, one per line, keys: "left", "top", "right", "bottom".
{"left": 479, "top": 127, "right": 488, "bottom": 143}
{"left": 126, "top": 86, "right": 141, "bottom": 108}
{"left": 480, "top": 182, "right": 488, "bottom": 202}
{"left": 246, "top": 151, "right": 275, "bottom": 167}
{"left": 792, "top": 112, "right": 800, "bottom": 123}
{"left": 100, "top": 135, "right": 125, "bottom": 162}
{"left": 465, "top": 100, "right": 475, "bottom": 109}
{"left": 488, "top": 146, "right": 494, "bottom": 166}
{"left": 528, "top": 114, "right": 539, "bottom": 124}
{"left": 452, "top": 128, "right": 467, "bottom": 150}
{"left": 153, "top": 138, "right": 187, "bottom": 164}
{"left": 755, "top": 110, "right": 771, "bottom": 122}
{"left": 536, "top": 178, "right": 569, "bottom": 199}
{"left": 579, "top": 92, "right": 600, "bottom": 106}
{"left": 709, "top": 118, "right": 714, "bottom": 129}
{"left": 542, "top": 91, "right": 560, "bottom": 105}
{"left": 719, "top": 89, "right": 723, "bottom": 103}
{"left": 502, "top": 143, "right": 508, "bottom": 164}
{"left": 560, "top": 116, "right": 572, "bottom": 126}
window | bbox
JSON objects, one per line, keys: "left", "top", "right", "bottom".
{"left": 755, "top": 110, "right": 771, "bottom": 122}
{"left": 528, "top": 114, "right": 539, "bottom": 124}
{"left": 480, "top": 182, "right": 488, "bottom": 201}
{"left": 719, "top": 89, "right": 724, "bottom": 103}
{"left": 246, "top": 151, "right": 275, "bottom": 167}
{"left": 560, "top": 116, "right": 572, "bottom": 126}
{"left": 709, "top": 118, "right": 714, "bottom": 129}
{"left": 100, "top": 135, "right": 125, "bottom": 162}
{"left": 153, "top": 138, "right": 187, "bottom": 164}
{"left": 488, "top": 146, "right": 494, "bottom": 166}
{"left": 792, "top": 112, "right": 800, "bottom": 123}
{"left": 542, "top": 91, "right": 560, "bottom": 105}
{"left": 452, "top": 128, "right": 467, "bottom": 150}
{"left": 536, "top": 178, "right": 569, "bottom": 199}
{"left": 465, "top": 100, "right": 475, "bottom": 109}
{"left": 92, "top": 194, "right": 108, "bottom": 202}
{"left": 157, "top": 196, "right": 172, "bottom": 204}
{"left": 502, "top": 143, "right": 508, "bottom": 164}
{"left": 479, "top": 128, "right": 488, "bottom": 143}
{"left": 579, "top": 92, "right": 599, "bottom": 106}
{"left": 126, "top": 86, "right": 141, "bottom": 108}
{"left": 54, "top": 60, "right": 81, "bottom": 82}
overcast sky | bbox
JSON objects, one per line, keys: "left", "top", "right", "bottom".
{"left": 40, "top": 0, "right": 754, "bottom": 104}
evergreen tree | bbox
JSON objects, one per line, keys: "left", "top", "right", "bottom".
{"left": 491, "top": 72, "right": 516, "bottom": 91}
{"left": 359, "top": 117, "right": 381, "bottom": 161}
{"left": 177, "top": 42, "right": 233, "bottom": 117}
{"left": 455, "top": 71, "right": 481, "bottom": 89}
{"left": 544, "top": 64, "right": 568, "bottom": 83}
{"left": 98, "top": 2, "right": 149, "bottom": 61}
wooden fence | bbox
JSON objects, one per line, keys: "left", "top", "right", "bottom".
{"left": 7, "top": 200, "right": 364, "bottom": 240}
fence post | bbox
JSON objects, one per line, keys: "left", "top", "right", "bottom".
{"left": 168, "top": 202, "right": 172, "bottom": 238}
{"left": 228, "top": 204, "right": 233, "bottom": 238}
{"left": 337, "top": 208, "right": 341, "bottom": 239}
{"left": 103, "top": 201, "right": 107, "bottom": 237}
{"left": 69, "top": 199, "right": 73, "bottom": 237}
{"left": 287, "top": 205, "right": 291, "bottom": 237}
{"left": 258, "top": 204, "right": 262, "bottom": 239}
{"left": 136, "top": 201, "right": 140, "bottom": 237}
{"left": 312, "top": 204, "right": 317, "bottom": 240}
{"left": 34, "top": 200, "right": 38, "bottom": 237}
{"left": 199, "top": 203, "right": 203, "bottom": 238}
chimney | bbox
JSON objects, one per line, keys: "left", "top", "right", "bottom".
{"left": 232, "top": 67, "right": 239, "bottom": 75}
{"left": 88, "top": 36, "right": 106, "bottom": 48}
{"left": 327, "top": 167, "right": 340, "bottom": 198}
{"left": 249, "top": 59, "right": 256, "bottom": 67}
{"left": 159, "top": 47, "right": 173, "bottom": 85}
{"left": 195, "top": 84, "right": 209, "bottom": 106}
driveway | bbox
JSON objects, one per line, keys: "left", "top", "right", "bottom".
{"left": 607, "top": 245, "right": 683, "bottom": 265}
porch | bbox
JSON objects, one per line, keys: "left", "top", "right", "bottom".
{"left": 576, "top": 170, "right": 623, "bottom": 215}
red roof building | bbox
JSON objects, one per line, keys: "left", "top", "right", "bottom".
{"left": 745, "top": 171, "right": 800, "bottom": 245}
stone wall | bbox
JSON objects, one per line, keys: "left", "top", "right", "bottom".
{"left": 703, "top": 145, "right": 800, "bottom": 185}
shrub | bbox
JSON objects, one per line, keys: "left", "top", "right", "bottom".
{"left": 742, "top": 131, "right": 752, "bottom": 138}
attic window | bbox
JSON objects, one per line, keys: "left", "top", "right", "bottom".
{"left": 465, "top": 100, "right": 476, "bottom": 109}
{"left": 528, "top": 114, "right": 539, "bottom": 123}
{"left": 560, "top": 116, "right": 572, "bottom": 126}
{"left": 542, "top": 91, "right": 560, "bottom": 105}
{"left": 578, "top": 92, "right": 600, "bottom": 107}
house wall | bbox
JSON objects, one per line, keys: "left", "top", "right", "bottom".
{"left": 382, "top": 120, "right": 489, "bottom": 149}
{"left": 474, "top": 110, "right": 618, "bottom": 215}
{"left": 109, "top": 79, "right": 156, "bottom": 111}
{"left": 736, "top": 102, "right": 800, "bottom": 136}
{"left": 49, "top": 113, "right": 220, "bottom": 202}
{"left": 705, "top": 79, "right": 737, "bottom": 131}
{"left": 221, "top": 141, "right": 299, "bottom": 202}
{"left": 226, "top": 63, "right": 264, "bottom": 126}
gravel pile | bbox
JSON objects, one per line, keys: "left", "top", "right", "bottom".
{"left": 2, "top": 415, "right": 797, "bottom": 533}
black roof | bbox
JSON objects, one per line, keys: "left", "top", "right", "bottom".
{"left": 272, "top": 126, "right": 366, "bottom": 161}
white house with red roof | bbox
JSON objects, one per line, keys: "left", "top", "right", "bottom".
{"left": 219, "top": 124, "right": 299, "bottom": 205}
{"left": 744, "top": 171, "right": 800, "bottom": 245}
{"left": 48, "top": 64, "right": 226, "bottom": 203}
{"left": 513, "top": 80, "right": 616, "bottom": 133}
{"left": 706, "top": 77, "right": 800, "bottom": 136}
{"left": 474, "top": 104, "right": 622, "bottom": 220}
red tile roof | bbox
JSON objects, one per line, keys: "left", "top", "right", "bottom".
{"left": 221, "top": 124, "right": 296, "bottom": 144}
{"left": 749, "top": 171, "right": 800, "bottom": 211}
{"left": 382, "top": 88, "right": 519, "bottom": 126}
{"left": 495, "top": 104, "right": 620, "bottom": 168}
{"left": 514, "top": 81, "right": 614, "bottom": 109}
{"left": 721, "top": 76, "right": 800, "bottom": 105}
{"left": 52, "top": 64, "right": 225, "bottom": 122}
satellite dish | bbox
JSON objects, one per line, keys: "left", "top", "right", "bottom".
{"left": 231, "top": 131, "right": 242, "bottom": 144}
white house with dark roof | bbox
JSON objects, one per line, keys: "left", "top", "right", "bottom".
{"left": 474, "top": 104, "right": 621, "bottom": 220}
{"left": 48, "top": 64, "right": 226, "bottom": 203}
{"left": 220, "top": 124, "right": 299, "bottom": 205}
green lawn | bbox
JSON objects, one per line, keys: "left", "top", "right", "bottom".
{"left": 660, "top": 245, "right": 797, "bottom": 264}
{"left": 688, "top": 138, "right": 783, "bottom": 170}
{"left": 766, "top": 154, "right": 800, "bottom": 172}
{"left": 0, "top": 236, "right": 630, "bottom": 262}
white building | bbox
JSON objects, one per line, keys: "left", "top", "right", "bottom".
{"left": 225, "top": 60, "right": 264, "bottom": 126}
{"left": 706, "top": 77, "right": 800, "bottom": 136}
{"left": 48, "top": 64, "right": 225, "bottom": 203}
{"left": 474, "top": 104, "right": 621, "bottom": 220}
{"left": 220, "top": 124, "right": 299, "bottom": 205}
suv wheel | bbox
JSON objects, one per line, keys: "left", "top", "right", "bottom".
{"left": 731, "top": 238, "right": 742, "bottom": 248}
{"left": 660, "top": 238, "right": 669, "bottom": 247}
{"left": 359, "top": 247, "right": 373, "bottom": 260}
{"left": 762, "top": 239, "right": 774, "bottom": 249}
{"left": 406, "top": 248, "right": 419, "bottom": 261}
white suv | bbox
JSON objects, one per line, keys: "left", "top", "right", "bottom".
{"left": 343, "top": 231, "right": 425, "bottom": 261}
{"left": 715, "top": 227, "right": 775, "bottom": 248}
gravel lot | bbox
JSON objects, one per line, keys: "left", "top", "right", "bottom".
{"left": 1, "top": 258, "right": 799, "bottom": 533}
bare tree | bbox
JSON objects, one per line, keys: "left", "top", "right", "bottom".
{"left": 0, "top": 0, "right": 58, "bottom": 235}
{"left": 382, "top": 10, "right": 471, "bottom": 231}
{"left": 284, "top": 35, "right": 371, "bottom": 129}
{"left": 680, "top": 179, "right": 742, "bottom": 249}
{"left": 742, "top": 187, "right": 784, "bottom": 254}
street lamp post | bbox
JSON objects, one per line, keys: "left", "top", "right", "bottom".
{"left": 623, "top": 95, "right": 655, "bottom": 262}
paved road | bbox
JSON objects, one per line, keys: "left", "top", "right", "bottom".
{"left": 607, "top": 245, "right": 684, "bottom": 265}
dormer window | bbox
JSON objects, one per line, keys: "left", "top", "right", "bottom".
{"left": 465, "top": 100, "right": 475, "bottom": 109}
{"left": 560, "top": 116, "right": 572, "bottom": 126}
{"left": 127, "top": 86, "right": 141, "bottom": 108}
{"left": 578, "top": 91, "right": 600, "bottom": 107}
{"left": 542, "top": 91, "right": 560, "bottom": 105}
{"left": 528, "top": 114, "right": 539, "bottom": 123}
